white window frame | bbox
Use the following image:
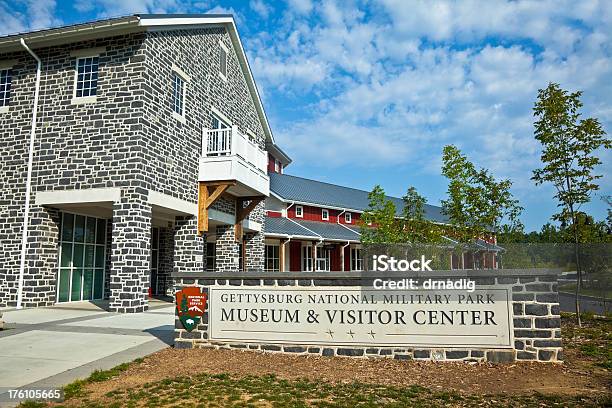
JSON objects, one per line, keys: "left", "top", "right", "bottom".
{"left": 351, "top": 247, "right": 363, "bottom": 271}
{"left": 71, "top": 51, "right": 102, "bottom": 105}
{"left": 265, "top": 244, "right": 280, "bottom": 272}
{"left": 345, "top": 212, "right": 352, "bottom": 223}
{"left": 0, "top": 60, "right": 14, "bottom": 113}
{"left": 219, "top": 41, "right": 229, "bottom": 82}
{"left": 321, "top": 208, "right": 329, "bottom": 221}
{"left": 295, "top": 205, "right": 303, "bottom": 218}
{"left": 171, "top": 64, "right": 190, "bottom": 124}
{"left": 302, "top": 243, "right": 313, "bottom": 271}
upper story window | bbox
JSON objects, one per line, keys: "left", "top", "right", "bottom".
{"left": 275, "top": 159, "right": 282, "bottom": 173}
{"left": 171, "top": 64, "right": 190, "bottom": 123}
{"left": 0, "top": 68, "right": 11, "bottom": 109}
{"left": 75, "top": 56, "right": 99, "bottom": 99}
{"left": 219, "top": 41, "right": 228, "bottom": 81}
{"left": 172, "top": 73, "right": 184, "bottom": 116}
{"left": 345, "top": 212, "right": 352, "bottom": 223}
{"left": 321, "top": 209, "right": 329, "bottom": 221}
{"left": 295, "top": 205, "right": 303, "bottom": 218}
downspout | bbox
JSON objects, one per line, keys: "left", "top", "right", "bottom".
{"left": 16, "top": 39, "right": 42, "bottom": 309}
{"left": 341, "top": 241, "right": 350, "bottom": 272}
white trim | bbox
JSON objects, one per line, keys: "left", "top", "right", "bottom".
{"left": 0, "top": 106, "right": 9, "bottom": 113}
{"left": 295, "top": 205, "right": 303, "bottom": 218}
{"left": 211, "top": 106, "right": 231, "bottom": 125}
{"left": 71, "top": 96, "right": 97, "bottom": 105}
{"left": 148, "top": 190, "right": 197, "bottom": 215}
{"left": 35, "top": 187, "right": 122, "bottom": 205}
{"left": 321, "top": 208, "right": 329, "bottom": 221}
{"left": 171, "top": 63, "right": 191, "bottom": 82}
{"left": 0, "top": 59, "right": 17, "bottom": 69}
{"left": 70, "top": 46, "right": 106, "bottom": 57}
{"left": 172, "top": 110, "right": 186, "bottom": 124}
{"left": 345, "top": 212, "right": 352, "bottom": 224}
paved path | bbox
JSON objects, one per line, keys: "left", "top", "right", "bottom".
{"left": 559, "top": 292, "right": 612, "bottom": 315}
{"left": 0, "top": 300, "right": 174, "bottom": 407}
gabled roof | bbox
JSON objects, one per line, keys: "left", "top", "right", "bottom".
{"left": 0, "top": 14, "right": 275, "bottom": 145}
{"left": 264, "top": 217, "right": 361, "bottom": 242}
{"left": 269, "top": 173, "right": 449, "bottom": 224}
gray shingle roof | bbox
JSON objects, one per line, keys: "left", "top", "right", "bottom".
{"left": 269, "top": 173, "right": 448, "bottom": 223}
{"left": 264, "top": 217, "right": 361, "bottom": 242}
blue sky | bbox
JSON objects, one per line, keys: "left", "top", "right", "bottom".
{"left": 2, "top": 0, "right": 611, "bottom": 231}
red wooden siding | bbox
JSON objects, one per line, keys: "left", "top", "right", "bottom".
{"left": 266, "top": 211, "right": 282, "bottom": 217}
{"left": 290, "top": 241, "right": 301, "bottom": 271}
{"left": 287, "top": 204, "right": 361, "bottom": 224}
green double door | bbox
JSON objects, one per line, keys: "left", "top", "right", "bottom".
{"left": 57, "top": 213, "right": 107, "bottom": 303}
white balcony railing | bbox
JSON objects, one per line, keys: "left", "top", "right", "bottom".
{"left": 199, "top": 126, "right": 269, "bottom": 197}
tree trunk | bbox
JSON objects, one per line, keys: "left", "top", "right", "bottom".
{"left": 569, "top": 202, "right": 582, "bottom": 327}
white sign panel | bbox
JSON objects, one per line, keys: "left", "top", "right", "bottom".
{"left": 209, "top": 286, "right": 513, "bottom": 348}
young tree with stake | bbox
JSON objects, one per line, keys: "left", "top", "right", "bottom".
{"left": 531, "top": 83, "right": 610, "bottom": 326}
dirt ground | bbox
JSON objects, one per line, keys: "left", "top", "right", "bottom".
{"left": 83, "top": 345, "right": 610, "bottom": 401}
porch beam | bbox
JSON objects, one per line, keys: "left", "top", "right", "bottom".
{"left": 234, "top": 196, "right": 264, "bottom": 242}
{"left": 197, "top": 181, "right": 236, "bottom": 235}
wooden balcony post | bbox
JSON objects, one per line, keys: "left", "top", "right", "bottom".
{"left": 234, "top": 196, "right": 264, "bottom": 242}
{"left": 197, "top": 181, "right": 235, "bottom": 235}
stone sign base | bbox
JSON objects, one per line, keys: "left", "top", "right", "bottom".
{"left": 172, "top": 270, "right": 563, "bottom": 363}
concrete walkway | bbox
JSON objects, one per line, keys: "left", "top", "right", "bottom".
{"left": 0, "top": 300, "right": 174, "bottom": 406}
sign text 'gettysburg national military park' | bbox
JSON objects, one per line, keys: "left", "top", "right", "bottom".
{"left": 209, "top": 286, "right": 513, "bottom": 348}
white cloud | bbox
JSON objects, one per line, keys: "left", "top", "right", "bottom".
{"left": 286, "top": 0, "right": 313, "bottom": 15}
{"left": 250, "top": 0, "right": 271, "bottom": 19}
{"left": 247, "top": 0, "right": 612, "bottom": 214}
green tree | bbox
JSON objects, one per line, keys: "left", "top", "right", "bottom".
{"left": 531, "top": 82, "right": 610, "bottom": 325}
{"left": 360, "top": 185, "right": 402, "bottom": 244}
{"left": 441, "top": 145, "right": 523, "bottom": 243}
{"left": 401, "top": 187, "right": 442, "bottom": 243}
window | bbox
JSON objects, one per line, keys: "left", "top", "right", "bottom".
{"left": 75, "top": 56, "right": 99, "bottom": 98}
{"left": 345, "top": 212, "right": 352, "bottom": 223}
{"left": 0, "top": 68, "right": 12, "bottom": 108}
{"left": 351, "top": 248, "right": 363, "bottom": 271}
{"left": 219, "top": 42, "right": 228, "bottom": 80}
{"left": 295, "top": 205, "right": 303, "bottom": 218}
{"left": 171, "top": 72, "right": 185, "bottom": 116}
{"left": 265, "top": 245, "right": 280, "bottom": 272}
{"left": 275, "top": 159, "right": 282, "bottom": 173}
{"left": 57, "top": 212, "right": 106, "bottom": 303}
{"left": 321, "top": 209, "right": 329, "bottom": 221}
{"left": 302, "top": 245, "right": 313, "bottom": 271}
{"left": 206, "top": 242, "right": 216, "bottom": 271}
{"left": 316, "top": 246, "right": 330, "bottom": 271}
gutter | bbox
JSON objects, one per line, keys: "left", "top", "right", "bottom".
{"left": 16, "top": 39, "right": 42, "bottom": 309}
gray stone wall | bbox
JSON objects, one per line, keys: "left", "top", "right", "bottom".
{"left": 0, "top": 25, "right": 269, "bottom": 308}
{"left": 173, "top": 270, "right": 563, "bottom": 363}
{"left": 0, "top": 33, "right": 147, "bottom": 308}
{"left": 215, "top": 225, "right": 239, "bottom": 272}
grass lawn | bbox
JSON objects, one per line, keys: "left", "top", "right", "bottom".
{"left": 20, "top": 315, "right": 611, "bottom": 408}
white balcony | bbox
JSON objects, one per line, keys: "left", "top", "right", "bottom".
{"left": 199, "top": 126, "right": 270, "bottom": 197}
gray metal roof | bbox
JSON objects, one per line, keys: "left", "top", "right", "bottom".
{"left": 264, "top": 217, "right": 361, "bottom": 242}
{"left": 263, "top": 217, "right": 318, "bottom": 238}
{"left": 269, "top": 173, "right": 448, "bottom": 223}
{"left": 297, "top": 219, "right": 361, "bottom": 242}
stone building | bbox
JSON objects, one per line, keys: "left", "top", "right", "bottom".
{"left": 0, "top": 14, "right": 273, "bottom": 312}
